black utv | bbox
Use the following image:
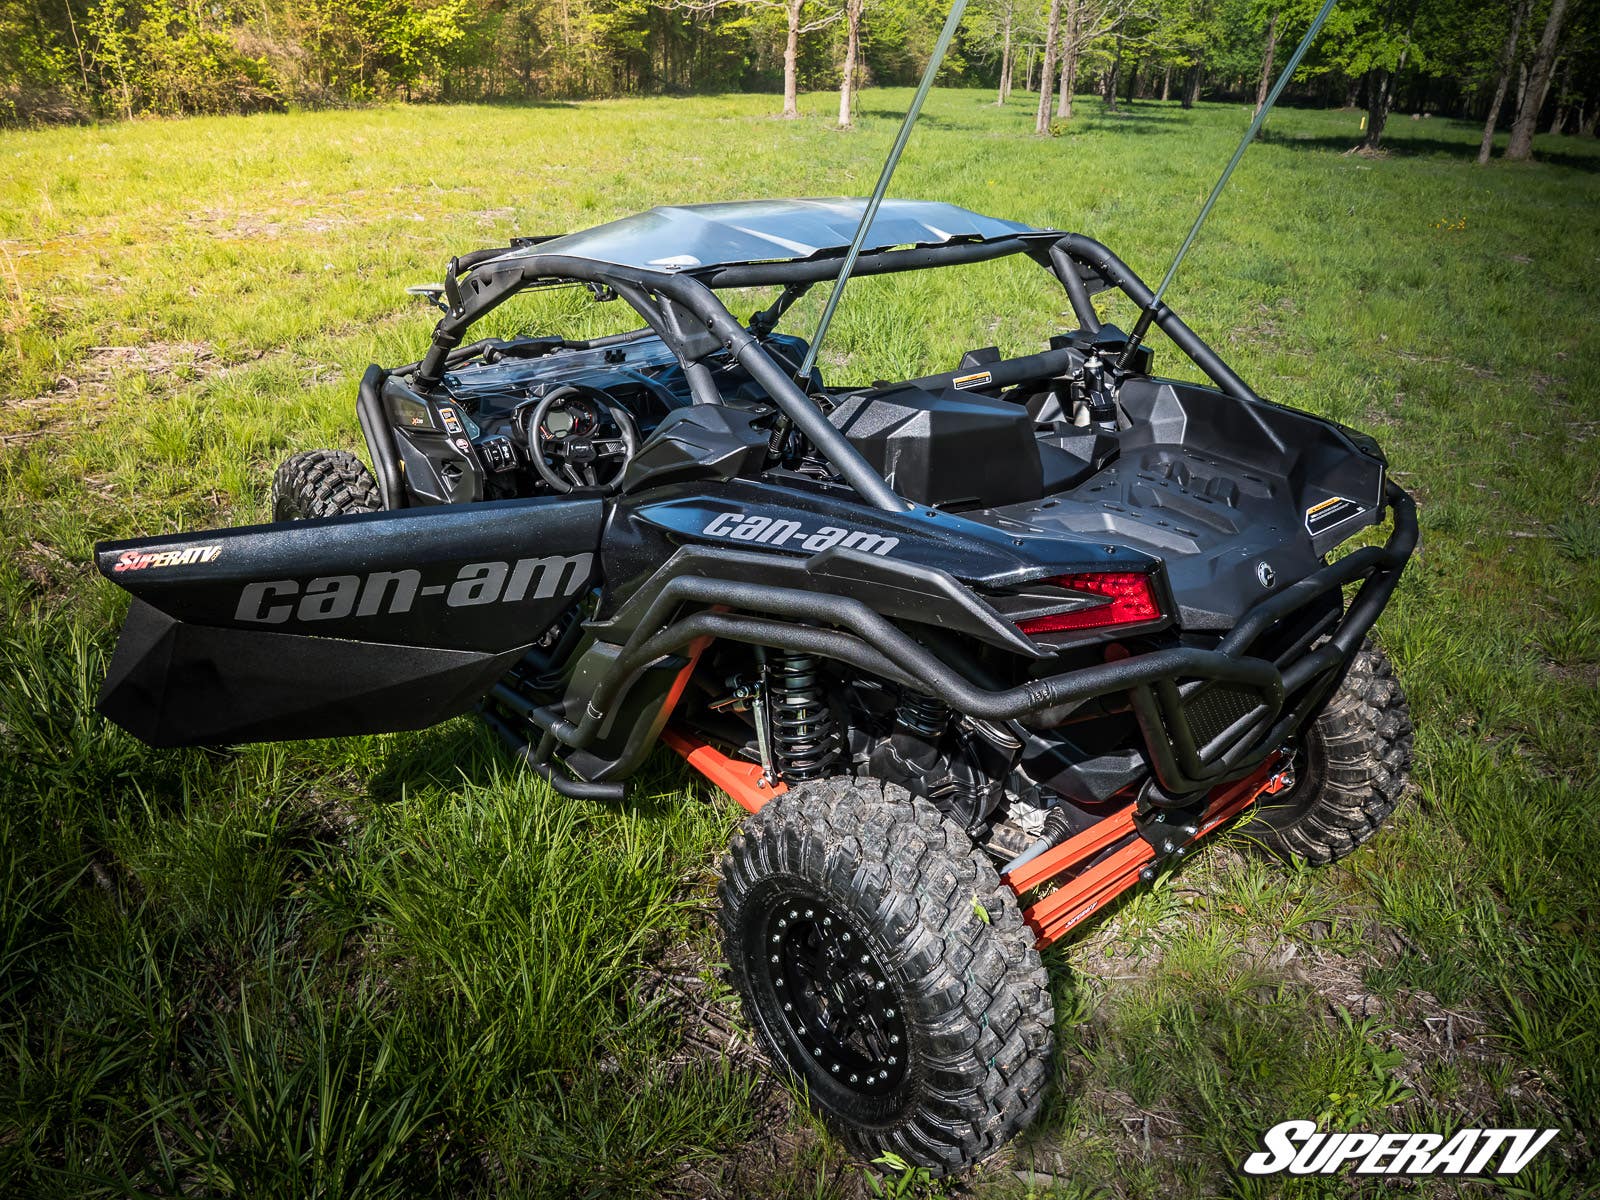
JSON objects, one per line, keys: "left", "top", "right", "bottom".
{"left": 95, "top": 198, "right": 1415, "bottom": 1172}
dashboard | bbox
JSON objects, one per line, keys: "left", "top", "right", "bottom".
{"left": 383, "top": 328, "right": 814, "bottom": 504}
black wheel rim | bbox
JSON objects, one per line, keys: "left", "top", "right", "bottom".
{"left": 751, "top": 889, "right": 908, "bottom": 1098}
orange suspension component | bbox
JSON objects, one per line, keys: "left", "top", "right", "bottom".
{"left": 665, "top": 710, "right": 1288, "bottom": 946}
{"left": 1007, "top": 761, "right": 1290, "bottom": 949}
{"left": 662, "top": 727, "right": 787, "bottom": 814}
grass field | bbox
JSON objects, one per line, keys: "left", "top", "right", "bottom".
{"left": 1, "top": 88, "right": 1597, "bottom": 1198}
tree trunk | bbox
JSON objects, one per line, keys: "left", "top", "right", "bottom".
{"left": 1161, "top": 65, "right": 1171, "bottom": 101}
{"left": 837, "top": 0, "right": 861, "bottom": 127}
{"left": 1477, "top": 0, "right": 1528, "bottom": 164}
{"left": 1362, "top": 69, "right": 1390, "bottom": 149}
{"left": 1055, "top": 0, "right": 1076, "bottom": 119}
{"left": 1105, "top": 35, "right": 1122, "bottom": 111}
{"left": 1360, "top": 20, "right": 1411, "bottom": 151}
{"left": 1505, "top": 0, "right": 1569, "bottom": 158}
{"left": 1035, "top": 0, "right": 1064, "bottom": 134}
{"left": 782, "top": 0, "right": 802, "bottom": 119}
{"left": 997, "top": 12, "right": 1013, "bottom": 105}
{"left": 1182, "top": 61, "right": 1202, "bottom": 108}
{"left": 1125, "top": 56, "right": 1140, "bottom": 105}
{"left": 1549, "top": 56, "right": 1571, "bottom": 132}
{"left": 1254, "top": 10, "right": 1278, "bottom": 115}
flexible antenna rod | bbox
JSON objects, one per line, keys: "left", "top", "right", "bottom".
{"left": 1118, "top": 0, "right": 1338, "bottom": 368}
{"left": 795, "top": 0, "right": 971, "bottom": 382}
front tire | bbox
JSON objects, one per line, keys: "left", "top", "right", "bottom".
{"left": 1252, "top": 640, "right": 1414, "bottom": 866}
{"left": 270, "top": 449, "right": 381, "bottom": 521}
{"left": 718, "top": 777, "right": 1054, "bottom": 1173}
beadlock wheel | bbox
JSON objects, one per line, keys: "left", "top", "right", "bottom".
{"left": 718, "top": 777, "right": 1054, "bottom": 1174}
{"left": 745, "top": 884, "right": 911, "bottom": 1103}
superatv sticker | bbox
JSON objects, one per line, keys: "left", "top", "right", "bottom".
{"left": 234, "top": 553, "right": 593, "bottom": 625}
{"left": 1304, "top": 496, "right": 1363, "bottom": 537}
{"left": 952, "top": 370, "right": 993, "bottom": 390}
{"left": 114, "top": 545, "right": 222, "bottom": 572}
{"left": 702, "top": 512, "right": 899, "bottom": 557}
{"left": 1243, "top": 1120, "right": 1558, "bottom": 1177}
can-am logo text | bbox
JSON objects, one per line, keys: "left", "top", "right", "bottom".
{"left": 234, "top": 554, "right": 593, "bottom": 625}
{"left": 702, "top": 511, "right": 899, "bottom": 557}
{"left": 1243, "top": 1121, "right": 1558, "bottom": 1177}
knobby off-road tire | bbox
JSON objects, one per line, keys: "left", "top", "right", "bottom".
{"left": 270, "top": 449, "right": 381, "bottom": 521}
{"left": 1252, "top": 640, "right": 1414, "bottom": 866}
{"left": 718, "top": 777, "right": 1054, "bottom": 1173}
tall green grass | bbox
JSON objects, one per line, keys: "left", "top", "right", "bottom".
{"left": 1, "top": 91, "right": 1597, "bottom": 1195}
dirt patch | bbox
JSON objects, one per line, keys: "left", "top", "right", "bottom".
{"left": 1543, "top": 660, "right": 1600, "bottom": 689}
{"left": 187, "top": 204, "right": 354, "bottom": 240}
{"left": 2, "top": 340, "right": 224, "bottom": 448}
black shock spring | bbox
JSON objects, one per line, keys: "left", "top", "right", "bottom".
{"left": 895, "top": 690, "right": 947, "bottom": 739}
{"left": 767, "top": 652, "right": 839, "bottom": 780}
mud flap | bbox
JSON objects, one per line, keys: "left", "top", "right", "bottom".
{"left": 96, "top": 495, "right": 604, "bottom": 747}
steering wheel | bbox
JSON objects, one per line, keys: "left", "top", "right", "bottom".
{"left": 523, "top": 385, "right": 640, "bottom": 494}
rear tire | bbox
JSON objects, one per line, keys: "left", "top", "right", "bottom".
{"left": 718, "top": 777, "right": 1054, "bottom": 1174}
{"left": 271, "top": 450, "right": 381, "bottom": 520}
{"left": 1252, "top": 640, "right": 1413, "bottom": 866}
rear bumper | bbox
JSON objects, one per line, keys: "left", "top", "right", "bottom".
{"left": 1120, "top": 479, "right": 1417, "bottom": 793}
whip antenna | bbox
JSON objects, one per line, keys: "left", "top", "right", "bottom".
{"left": 796, "top": 0, "right": 971, "bottom": 382}
{"left": 1118, "top": 0, "right": 1338, "bottom": 368}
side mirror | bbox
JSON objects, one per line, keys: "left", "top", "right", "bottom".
{"left": 404, "top": 284, "right": 448, "bottom": 313}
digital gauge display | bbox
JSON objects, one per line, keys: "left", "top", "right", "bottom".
{"left": 538, "top": 399, "right": 596, "bottom": 439}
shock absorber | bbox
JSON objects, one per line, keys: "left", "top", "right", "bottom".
{"left": 767, "top": 652, "right": 839, "bottom": 781}
{"left": 892, "top": 691, "right": 947, "bottom": 770}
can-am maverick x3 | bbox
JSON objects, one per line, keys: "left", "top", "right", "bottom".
{"left": 94, "top": 2, "right": 1411, "bottom": 1171}
{"left": 94, "top": 193, "right": 1415, "bottom": 1170}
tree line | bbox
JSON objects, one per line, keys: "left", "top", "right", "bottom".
{"left": 3, "top": 0, "right": 1596, "bottom": 159}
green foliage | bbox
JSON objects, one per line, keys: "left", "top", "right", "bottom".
{"left": 83, "top": 0, "right": 285, "bottom": 118}
{"left": 866, "top": 1151, "right": 945, "bottom": 1198}
{"left": 3, "top": 0, "right": 1598, "bottom": 126}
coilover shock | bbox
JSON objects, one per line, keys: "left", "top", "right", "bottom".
{"left": 894, "top": 691, "right": 947, "bottom": 741}
{"left": 767, "top": 652, "right": 840, "bottom": 781}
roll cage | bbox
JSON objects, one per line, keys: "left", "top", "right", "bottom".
{"left": 407, "top": 226, "right": 1265, "bottom": 515}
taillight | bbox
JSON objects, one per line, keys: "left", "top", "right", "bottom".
{"left": 1015, "top": 572, "right": 1162, "bottom": 635}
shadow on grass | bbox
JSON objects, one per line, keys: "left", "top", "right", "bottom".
{"left": 855, "top": 108, "right": 989, "bottom": 132}
{"left": 1089, "top": 106, "right": 1187, "bottom": 125}
{"left": 366, "top": 718, "right": 493, "bottom": 804}
{"left": 1256, "top": 125, "right": 1600, "bottom": 173}
{"left": 430, "top": 95, "right": 583, "bottom": 112}
{"left": 364, "top": 712, "right": 704, "bottom": 820}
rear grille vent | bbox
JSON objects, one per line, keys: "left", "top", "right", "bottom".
{"left": 1184, "top": 683, "right": 1261, "bottom": 748}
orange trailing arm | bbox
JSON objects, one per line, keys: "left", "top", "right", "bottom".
{"left": 1010, "top": 761, "right": 1289, "bottom": 949}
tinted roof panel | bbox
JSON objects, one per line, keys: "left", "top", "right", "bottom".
{"left": 491, "top": 198, "right": 1047, "bottom": 275}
